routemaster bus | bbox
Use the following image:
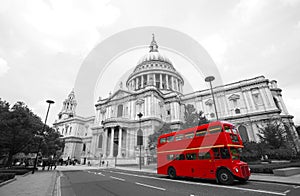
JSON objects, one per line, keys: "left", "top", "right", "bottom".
{"left": 157, "top": 121, "right": 250, "bottom": 185}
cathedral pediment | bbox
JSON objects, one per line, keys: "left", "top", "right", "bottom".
{"left": 109, "top": 89, "right": 132, "bottom": 101}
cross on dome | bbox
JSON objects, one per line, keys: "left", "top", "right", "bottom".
{"left": 149, "top": 33, "right": 159, "bottom": 52}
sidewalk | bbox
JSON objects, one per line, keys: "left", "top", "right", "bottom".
{"left": 0, "top": 170, "right": 57, "bottom": 196}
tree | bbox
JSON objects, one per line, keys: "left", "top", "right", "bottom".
{"left": 0, "top": 99, "right": 63, "bottom": 166}
{"left": 148, "top": 123, "right": 172, "bottom": 153}
{"left": 182, "top": 104, "right": 209, "bottom": 129}
{"left": 0, "top": 99, "right": 43, "bottom": 166}
{"left": 257, "top": 120, "right": 287, "bottom": 149}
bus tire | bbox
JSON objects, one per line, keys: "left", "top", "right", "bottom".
{"left": 168, "top": 167, "right": 176, "bottom": 179}
{"left": 217, "top": 169, "right": 234, "bottom": 185}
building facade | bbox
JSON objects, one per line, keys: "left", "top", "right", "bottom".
{"left": 53, "top": 36, "right": 299, "bottom": 165}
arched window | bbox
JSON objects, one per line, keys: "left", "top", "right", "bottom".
{"left": 62, "top": 128, "right": 64, "bottom": 135}
{"left": 69, "top": 127, "right": 72, "bottom": 134}
{"left": 238, "top": 125, "right": 249, "bottom": 142}
{"left": 98, "top": 135, "right": 103, "bottom": 148}
{"left": 235, "top": 108, "right": 241, "bottom": 114}
{"left": 82, "top": 143, "right": 86, "bottom": 152}
{"left": 117, "top": 105, "right": 123, "bottom": 117}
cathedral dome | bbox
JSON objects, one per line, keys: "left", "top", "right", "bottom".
{"left": 126, "top": 34, "right": 184, "bottom": 93}
{"left": 137, "top": 51, "right": 173, "bottom": 66}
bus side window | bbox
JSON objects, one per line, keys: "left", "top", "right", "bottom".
{"left": 186, "top": 153, "right": 197, "bottom": 160}
{"left": 167, "top": 154, "right": 175, "bottom": 160}
{"left": 175, "top": 134, "right": 184, "bottom": 141}
{"left": 185, "top": 132, "right": 194, "bottom": 139}
{"left": 224, "top": 126, "right": 231, "bottom": 133}
{"left": 175, "top": 154, "right": 185, "bottom": 160}
{"left": 212, "top": 148, "right": 220, "bottom": 159}
{"left": 167, "top": 136, "right": 174, "bottom": 142}
{"left": 196, "top": 129, "right": 207, "bottom": 137}
{"left": 198, "top": 152, "right": 211, "bottom": 159}
{"left": 209, "top": 126, "right": 222, "bottom": 134}
{"left": 220, "top": 148, "right": 230, "bottom": 159}
{"left": 160, "top": 138, "right": 167, "bottom": 144}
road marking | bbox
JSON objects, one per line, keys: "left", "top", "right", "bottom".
{"left": 110, "top": 176, "right": 125, "bottom": 181}
{"left": 98, "top": 172, "right": 105, "bottom": 176}
{"left": 294, "top": 185, "right": 300, "bottom": 189}
{"left": 135, "top": 182, "right": 166, "bottom": 191}
{"left": 110, "top": 171, "right": 287, "bottom": 195}
{"left": 283, "top": 190, "right": 290, "bottom": 194}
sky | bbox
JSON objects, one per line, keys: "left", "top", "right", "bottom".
{"left": 0, "top": 0, "right": 300, "bottom": 125}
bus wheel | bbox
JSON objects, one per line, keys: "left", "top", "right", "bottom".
{"left": 168, "top": 167, "right": 176, "bottom": 179}
{"left": 217, "top": 169, "right": 234, "bottom": 185}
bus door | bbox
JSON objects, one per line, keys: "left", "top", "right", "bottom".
{"left": 212, "top": 147, "right": 231, "bottom": 172}
{"left": 196, "top": 150, "right": 214, "bottom": 178}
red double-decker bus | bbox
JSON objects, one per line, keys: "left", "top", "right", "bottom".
{"left": 157, "top": 121, "right": 250, "bottom": 185}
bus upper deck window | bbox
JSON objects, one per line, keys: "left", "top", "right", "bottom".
{"left": 196, "top": 129, "right": 207, "bottom": 137}
{"left": 160, "top": 138, "right": 167, "bottom": 144}
{"left": 185, "top": 132, "right": 194, "bottom": 139}
{"left": 209, "top": 126, "right": 222, "bottom": 134}
{"left": 167, "top": 136, "right": 174, "bottom": 142}
{"left": 175, "top": 134, "right": 184, "bottom": 141}
{"left": 224, "top": 126, "right": 231, "bottom": 133}
{"left": 232, "top": 128, "right": 238, "bottom": 134}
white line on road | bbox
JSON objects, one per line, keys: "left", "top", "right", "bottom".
{"left": 110, "top": 176, "right": 125, "bottom": 181}
{"left": 110, "top": 171, "right": 287, "bottom": 196}
{"left": 283, "top": 190, "right": 290, "bottom": 194}
{"left": 97, "top": 172, "right": 105, "bottom": 176}
{"left": 135, "top": 182, "right": 166, "bottom": 191}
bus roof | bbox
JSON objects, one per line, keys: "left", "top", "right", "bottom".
{"left": 158, "top": 121, "right": 234, "bottom": 139}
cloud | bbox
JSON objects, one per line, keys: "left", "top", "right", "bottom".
{"left": 232, "top": 0, "right": 268, "bottom": 23}
{"left": 201, "top": 34, "right": 228, "bottom": 65}
{"left": 0, "top": 57, "right": 9, "bottom": 76}
{"left": 261, "top": 44, "right": 277, "bottom": 57}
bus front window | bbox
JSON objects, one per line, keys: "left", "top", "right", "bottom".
{"left": 230, "top": 147, "right": 242, "bottom": 160}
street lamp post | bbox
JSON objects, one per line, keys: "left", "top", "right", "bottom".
{"left": 137, "top": 112, "right": 143, "bottom": 170}
{"left": 32, "top": 100, "right": 54, "bottom": 174}
{"left": 205, "top": 76, "right": 218, "bottom": 120}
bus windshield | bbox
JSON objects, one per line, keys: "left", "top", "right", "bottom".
{"left": 230, "top": 147, "right": 242, "bottom": 160}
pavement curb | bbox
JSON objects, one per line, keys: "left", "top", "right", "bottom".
{"left": 249, "top": 179, "right": 300, "bottom": 186}
{"left": 0, "top": 177, "right": 16, "bottom": 187}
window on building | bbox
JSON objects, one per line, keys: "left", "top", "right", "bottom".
{"left": 82, "top": 144, "right": 86, "bottom": 152}
{"left": 167, "top": 110, "right": 170, "bottom": 115}
{"left": 98, "top": 135, "right": 103, "bottom": 148}
{"left": 69, "top": 127, "right": 72, "bottom": 134}
{"left": 117, "top": 105, "right": 123, "bottom": 117}
{"left": 235, "top": 108, "right": 241, "bottom": 114}
{"left": 210, "top": 113, "right": 215, "bottom": 118}
{"left": 238, "top": 125, "right": 249, "bottom": 142}
{"left": 251, "top": 89, "right": 262, "bottom": 105}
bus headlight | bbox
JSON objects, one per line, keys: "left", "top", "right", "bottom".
{"left": 235, "top": 168, "right": 239, "bottom": 173}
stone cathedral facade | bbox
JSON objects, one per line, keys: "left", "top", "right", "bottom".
{"left": 53, "top": 36, "right": 299, "bottom": 165}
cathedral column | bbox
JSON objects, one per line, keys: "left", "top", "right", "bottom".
{"left": 166, "top": 74, "right": 169, "bottom": 89}
{"left": 170, "top": 76, "right": 173, "bottom": 90}
{"left": 108, "top": 127, "right": 115, "bottom": 157}
{"left": 160, "top": 74, "right": 163, "bottom": 89}
{"left": 135, "top": 78, "right": 139, "bottom": 90}
{"left": 242, "top": 91, "right": 250, "bottom": 112}
{"left": 259, "top": 88, "right": 268, "bottom": 110}
{"left": 117, "top": 127, "right": 123, "bottom": 158}
{"left": 153, "top": 74, "right": 156, "bottom": 87}
{"left": 141, "top": 75, "right": 144, "bottom": 88}
{"left": 147, "top": 74, "right": 149, "bottom": 86}
{"left": 103, "top": 128, "right": 108, "bottom": 158}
